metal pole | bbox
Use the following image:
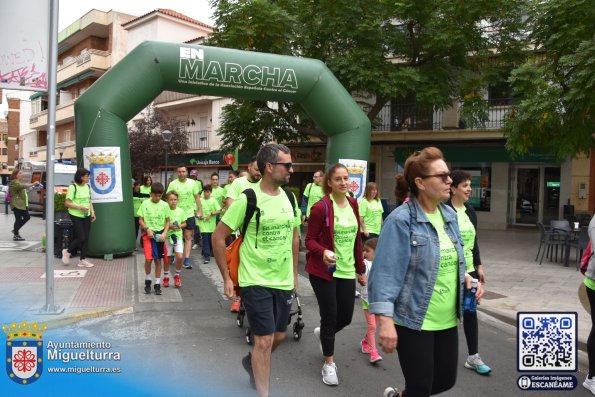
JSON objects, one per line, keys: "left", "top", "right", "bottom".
{"left": 40, "top": 0, "right": 64, "bottom": 314}
{"left": 164, "top": 150, "right": 168, "bottom": 188}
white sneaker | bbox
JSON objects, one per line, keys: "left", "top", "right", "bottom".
{"left": 313, "top": 327, "right": 323, "bottom": 354}
{"left": 321, "top": 362, "right": 338, "bottom": 386}
{"left": 62, "top": 249, "right": 70, "bottom": 265}
{"left": 584, "top": 377, "right": 595, "bottom": 395}
{"left": 192, "top": 244, "right": 199, "bottom": 250}
{"left": 355, "top": 290, "right": 360, "bottom": 297}
{"left": 383, "top": 386, "right": 400, "bottom": 397}
{"left": 77, "top": 259, "right": 94, "bottom": 268}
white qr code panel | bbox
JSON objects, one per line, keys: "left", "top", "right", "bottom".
{"left": 517, "top": 312, "right": 577, "bottom": 371}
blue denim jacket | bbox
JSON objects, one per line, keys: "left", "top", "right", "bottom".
{"left": 368, "top": 198, "right": 466, "bottom": 330}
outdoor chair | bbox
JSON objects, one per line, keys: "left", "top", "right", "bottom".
{"left": 536, "top": 222, "right": 567, "bottom": 265}
{"left": 569, "top": 227, "right": 590, "bottom": 271}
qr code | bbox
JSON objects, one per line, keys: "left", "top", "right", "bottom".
{"left": 518, "top": 312, "right": 577, "bottom": 371}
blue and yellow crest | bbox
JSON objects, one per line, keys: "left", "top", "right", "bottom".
{"left": 4, "top": 321, "right": 46, "bottom": 385}
{"left": 87, "top": 152, "right": 118, "bottom": 194}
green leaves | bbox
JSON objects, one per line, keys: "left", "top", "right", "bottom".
{"left": 504, "top": 0, "right": 595, "bottom": 159}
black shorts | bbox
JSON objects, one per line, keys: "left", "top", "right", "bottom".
{"left": 241, "top": 286, "right": 293, "bottom": 336}
{"left": 185, "top": 216, "right": 196, "bottom": 230}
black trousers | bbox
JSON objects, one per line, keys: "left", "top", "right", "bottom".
{"left": 396, "top": 325, "right": 458, "bottom": 397}
{"left": 587, "top": 286, "right": 595, "bottom": 378}
{"left": 463, "top": 269, "right": 479, "bottom": 355}
{"left": 13, "top": 208, "right": 31, "bottom": 235}
{"left": 309, "top": 273, "right": 356, "bottom": 357}
{"left": 68, "top": 216, "right": 91, "bottom": 260}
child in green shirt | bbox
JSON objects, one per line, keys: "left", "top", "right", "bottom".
{"left": 137, "top": 182, "right": 170, "bottom": 295}
{"left": 163, "top": 191, "right": 187, "bottom": 288}
{"left": 197, "top": 184, "right": 222, "bottom": 264}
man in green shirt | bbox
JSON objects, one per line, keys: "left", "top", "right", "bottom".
{"left": 167, "top": 165, "right": 203, "bottom": 269}
{"left": 225, "top": 157, "right": 262, "bottom": 207}
{"left": 213, "top": 144, "right": 299, "bottom": 396}
{"left": 302, "top": 170, "right": 324, "bottom": 221}
{"left": 208, "top": 172, "right": 226, "bottom": 209}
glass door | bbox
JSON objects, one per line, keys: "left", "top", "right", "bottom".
{"left": 542, "top": 167, "right": 561, "bottom": 225}
{"left": 514, "top": 167, "right": 540, "bottom": 224}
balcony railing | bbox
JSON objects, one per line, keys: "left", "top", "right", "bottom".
{"left": 371, "top": 99, "right": 513, "bottom": 132}
{"left": 188, "top": 130, "right": 209, "bottom": 150}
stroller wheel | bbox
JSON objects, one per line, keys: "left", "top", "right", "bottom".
{"left": 293, "top": 329, "right": 302, "bottom": 341}
{"left": 236, "top": 312, "right": 245, "bottom": 328}
{"left": 245, "top": 328, "right": 253, "bottom": 345}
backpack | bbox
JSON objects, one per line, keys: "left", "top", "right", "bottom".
{"left": 226, "top": 187, "right": 296, "bottom": 286}
{"left": 580, "top": 241, "right": 593, "bottom": 275}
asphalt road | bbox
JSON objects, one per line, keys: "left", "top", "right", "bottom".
{"left": 50, "top": 252, "right": 594, "bottom": 397}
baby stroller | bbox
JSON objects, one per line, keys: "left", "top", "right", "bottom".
{"left": 236, "top": 291, "right": 304, "bottom": 345}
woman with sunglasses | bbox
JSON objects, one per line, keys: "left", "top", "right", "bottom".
{"left": 368, "top": 147, "right": 483, "bottom": 397}
{"left": 305, "top": 163, "right": 365, "bottom": 386}
{"left": 446, "top": 169, "right": 491, "bottom": 375}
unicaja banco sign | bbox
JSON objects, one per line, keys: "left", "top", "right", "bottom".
{"left": 178, "top": 47, "right": 299, "bottom": 93}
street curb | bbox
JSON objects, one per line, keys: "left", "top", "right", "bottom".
{"left": 40, "top": 306, "right": 132, "bottom": 330}
{"left": 479, "top": 307, "right": 588, "bottom": 353}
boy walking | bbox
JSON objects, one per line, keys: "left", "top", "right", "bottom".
{"left": 137, "top": 183, "right": 170, "bottom": 295}
{"left": 197, "top": 184, "right": 221, "bottom": 264}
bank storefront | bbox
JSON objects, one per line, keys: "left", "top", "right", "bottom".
{"left": 166, "top": 151, "right": 255, "bottom": 185}
{"left": 379, "top": 143, "right": 565, "bottom": 230}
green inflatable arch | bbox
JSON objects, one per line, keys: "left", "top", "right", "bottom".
{"left": 75, "top": 41, "right": 370, "bottom": 257}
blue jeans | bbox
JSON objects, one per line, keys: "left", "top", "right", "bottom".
{"left": 201, "top": 232, "right": 212, "bottom": 259}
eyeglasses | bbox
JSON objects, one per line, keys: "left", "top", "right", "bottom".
{"left": 270, "top": 162, "right": 293, "bottom": 170}
{"left": 422, "top": 173, "right": 451, "bottom": 183}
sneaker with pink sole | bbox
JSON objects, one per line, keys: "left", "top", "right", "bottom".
{"left": 77, "top": 259, "right": 94, "bottom": 268}
{"left": 369, "top": 349, "right": 383, "bottom": 364}
{"left": 360, "top": 339, "right": 372, "bottom": 354}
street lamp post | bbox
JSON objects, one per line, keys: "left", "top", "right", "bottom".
{"left": 162, "top": 130, "right": 173, "bottom": 187}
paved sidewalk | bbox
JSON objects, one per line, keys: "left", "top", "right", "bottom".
{"left": 0, "top": 211, "right": 590, "bottom": 347}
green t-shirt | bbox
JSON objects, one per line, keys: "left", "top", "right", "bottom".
{"left": 331, "top": 197, "right": 358, "bottom": 279}
{"left": 208, "top": 186, "right": 226, "bottom": 208}
{"left": 166, "top": 206, "right": 186, "bottom": 241}
{"left": 167, "top": 179, "right": 200, "bottom": 215}
{"left": 584, "top": 277, "right": 595, "bottom": 291}
{"left": 133, "top": 196, "right": 144, "bottom": 217}
{"left": 359, "top": 198, "right": 384, "bottom": 235}
{"left": 137, "top": 199, "right": 170, "bottom": 231}
{"left": 422, "top": 209, "right": 459, "bottom": 331}
{"left": 456, "top": 207, "right": 476, "bottom": 272}
{"left": 66, "top": 183, "right": 91, "bottom": 218}
{"left": 140, "top": 185, "right": 152, "bottom": 194}
{"left": 221, "top": 184, "right": 299, "bottom": 290}
{"left": 225, "top": 176, "right": 259, "bottom": 201}
{"left": 306, "top": 184, "right": 325, "bottom": 218}
{"left": 197, "top": 197, "right": 221, "bottom": 233}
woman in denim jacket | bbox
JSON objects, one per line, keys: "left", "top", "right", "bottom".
{"left": 368, "top": 147, "right": 483, "bottom": 397}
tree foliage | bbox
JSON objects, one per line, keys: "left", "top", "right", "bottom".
{"left": 504, "top": 0, "right": 595, "bottom": 160}
{"left": 128, "top": 106, "right": 189, "bottom": 179}
{"left": 207, "top": 0, "right": 527, "bottom": 152}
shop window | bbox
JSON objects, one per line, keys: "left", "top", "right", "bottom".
{"left": 449, "top": 164, "right": 492, "bottom": 211}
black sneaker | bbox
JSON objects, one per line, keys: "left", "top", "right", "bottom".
{"left": 144, "top": 280, "right": 151, "bottom": 294}
{"left": 13, "top": 235, "right": 25, "bottom": 241}
{"left": 242, "top": 352, "right": 256, "bottom": 389}
{"left": 203, "top": 258, "right": 210, "bottom": 264}
{"left": 154, "top": 284, "right": 162, "bottom": 295}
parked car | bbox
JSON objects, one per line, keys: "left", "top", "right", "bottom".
{"left": 0, "top": 185, "right": 7, "bottom": 204}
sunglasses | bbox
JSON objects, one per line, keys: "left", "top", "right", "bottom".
{"left": 422, "top": 172, "right": 451, "bottom": 183}
{"left": 270, "top": 162, "right": 293, "bottom": 170}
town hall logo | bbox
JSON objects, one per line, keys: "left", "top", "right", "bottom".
{"left": 86, "top": 151, "right": 118, "bottom": 195}
{"left": 4, "top": 321, "right": 46, "bottom": 385}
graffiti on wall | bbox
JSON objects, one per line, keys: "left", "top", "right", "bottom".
{"left": 0, "top": 41, "right": 47, "bottom": 89}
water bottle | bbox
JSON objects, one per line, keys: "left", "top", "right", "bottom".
{"left": 154, "top": 233, "right": 161, "bottom": 241}
{"left": 37, "top": 183, "right": 44, "bottom": 189}
{"left": 327, "top": 251, "right": 336, "bottom": 273}
{"left": 463, "top": 278, "right": 478, "bottom": 313}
